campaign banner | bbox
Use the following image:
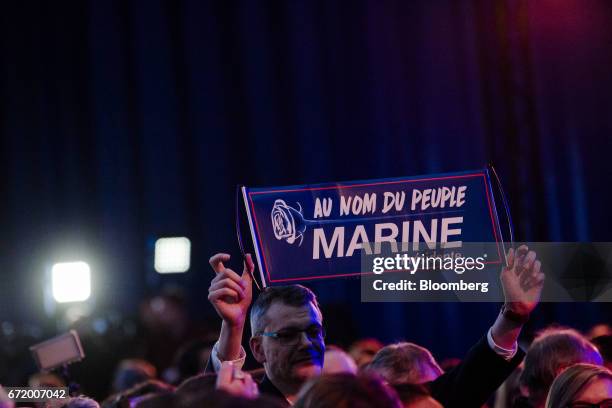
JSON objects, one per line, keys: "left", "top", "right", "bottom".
{"left": 242, "top": 169, "right": 505, "bottom": 287}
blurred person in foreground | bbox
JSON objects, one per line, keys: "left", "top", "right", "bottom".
{"left": 173, "top": 389, "right": 286, "bottom": 408}
{"left": 293, "top": 373, "right": 401, "bottom": 408}
{"left": 101, "top": 380, "right": 174, "bottom": 408}
{"left": 205, "top": 245, "right": 544, "bottom": 407}
{"left": 545, "top": 363, "right": 612, "bottom": 408}
{"left": 215, "top": 361, "right": 259, "bottom": 399}
{"left": 0, "top": 385, "right": 14, "bottom": 408}
{"left": 44, "top": 396, "right": 100, "bottom": 408}
{"left": 323, "top": 346, "right": 357, "bottom": 375}
{"left": 517, "top": 327, "right": 603, "bottom": 408}
{"left": 134, "top": 363, "right": 283, "bottom": 408}
{"left": 392, "top": 383, "right": 443, "bottom": 408}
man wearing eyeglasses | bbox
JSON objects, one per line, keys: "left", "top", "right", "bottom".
{"left": 205, "top": 245, "right": 545, "bottom": 407}
{"left": 206, "top": 253, "right": 323, "bottom": 404}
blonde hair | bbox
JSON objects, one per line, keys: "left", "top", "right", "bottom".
{"left": 545, "top": 363, "right": 612, "bottom": 408}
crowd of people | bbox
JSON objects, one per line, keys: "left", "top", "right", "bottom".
{"left": 1, "top": 245, "right": 611, "bottom": 407}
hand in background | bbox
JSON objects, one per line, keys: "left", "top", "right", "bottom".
{"left": 500, "top": 245, "right": 545, "bottom": 317}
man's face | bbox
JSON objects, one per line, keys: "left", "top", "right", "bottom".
{"left": 256, "top": 301, "right": 325, "bottom": 388}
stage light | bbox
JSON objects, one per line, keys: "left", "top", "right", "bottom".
{"left": 154, "top": 237, "right": 191, "bottom": 273}
{"left": 51, "top": 262, "right": 91, "bottom": 303}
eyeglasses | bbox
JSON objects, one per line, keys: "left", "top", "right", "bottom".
{"left": 568, "top": 400, "right": 612, "bottom": 408}
{"left": 258, "top": 325, "right": 326, "bottom": 345}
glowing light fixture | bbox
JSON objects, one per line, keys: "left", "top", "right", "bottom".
{"left": 52, "top": 262, "right": 91, "bottom": 303}
{"left": 154, "top": 237, "right": 191, "bottom": 273}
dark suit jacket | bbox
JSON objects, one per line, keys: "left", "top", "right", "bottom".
{"left": 205, "top": 334, "right": 524, "bottom": 407}
{"left": 428, "top": 335, "right": 525, "bottom": 408}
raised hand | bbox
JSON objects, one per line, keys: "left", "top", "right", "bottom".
{"left": 208, "top": 253, "right": 255, "bottom": 329}
{"left": 500, "top": 245, "right": 545, "bottom": 317}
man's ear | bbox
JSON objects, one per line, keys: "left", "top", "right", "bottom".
{"left": 250, "top": 336, "right": 266, "bottom": 364}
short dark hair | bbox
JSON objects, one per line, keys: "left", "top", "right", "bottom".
{"left": 250, "top": 285, "right": 320, "bottom": 336}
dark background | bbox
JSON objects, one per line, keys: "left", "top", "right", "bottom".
{"left": 1, "top": 0, "right": 611, "bottom": 387}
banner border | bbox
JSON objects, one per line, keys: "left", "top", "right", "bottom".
{"left": 244, "top": 170, "right": 503, "bottom": 285}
